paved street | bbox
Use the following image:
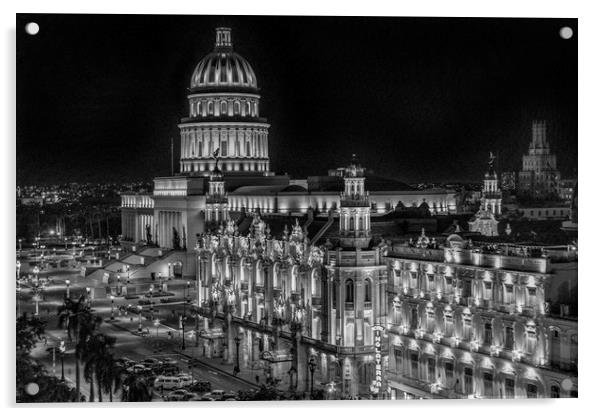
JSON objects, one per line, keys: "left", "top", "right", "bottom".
{"left": 20, "top": 265, "right": 258, "bottom": 401}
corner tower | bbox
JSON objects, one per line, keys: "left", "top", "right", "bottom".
{"left": 179, "top": 27, "right": 271, "bottom": 175}
{"left": 339, "top": 154, "right": 372, "bottom": 248}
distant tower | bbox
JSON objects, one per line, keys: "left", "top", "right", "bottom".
{"left": 205, "top": 150, "right": 229, "bottom": 228}
{"left": 518, "top": 121, "right": 561, "bottom": 199}
{"left": 469, "top": 152, "right": 501, "bottom": 236}
{"left": 339, "top": 154, "right": 371, "bottom": 248}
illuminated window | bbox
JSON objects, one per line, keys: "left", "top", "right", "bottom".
{"left": 484, "top": 281, "right": 493, "bottom": 299}
{"left": 484, "top": 322, "right": 493, "bottom": 345}
{"left": 483, "top": 372, "right": 493, "bottom": 398}
{"left": 464, "top": 368, "right": 473, "bottom": 394}
{"left": 345, "top": 280, "right": 354, "bottom": 303}
{"left": 504, "top": 326, "right": 514, "bottom": 350}
{"left": 427, "top": 358, "right": 436, "bottom": 382}
{"left": 527, "top": 384, "right": 538, "bottom": 398}
{"left": 364, "top": 279, "right": 371, "bottom": 302}
{"left": 505, "top": 378, "right": 515, "bottom": 398}
{"left": 410, "top": 353, "right": 419, "bottom": 378}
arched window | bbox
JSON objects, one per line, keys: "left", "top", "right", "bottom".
{"left": 364, "top": 279, "right": 371, "bottom": 302}
{"left": 345, "top": 280, "right": 354, "bottom": 303}
{"left": 220, "top": 101, "right": 227, "bottom": 115}
{"left": 207, "top": 101, "right": 214, "bottom": 115}
{"left": 551, "top": 385, "right": 560, "bottom": 398}
{"left": 234, "top": 101, "right": 240, "bottom": 115}
{"left": 245, "top": 101, "right": 251, "bottom": 115}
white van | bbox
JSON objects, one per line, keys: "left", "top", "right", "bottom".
{"left": 154, "top": 375, "right": 181, "bottom": 390}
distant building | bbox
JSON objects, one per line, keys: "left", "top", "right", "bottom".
{"left": 518, "top": 121, "right": 561, "bottom": 200}
{"left": 501, "top": 171, "right": 517, "bottom": 192}
{"left": 557, "top": 178, "right": 577, "bottom": 204}
{"left": 517, "top": 206, "right": 571, "bottom": 221}
{"left": 469, "top": 153, "right": 502, "bottom": 236}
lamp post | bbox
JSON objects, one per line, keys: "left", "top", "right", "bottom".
{"left": 86, "top": 287, "right": 91, "bottom": 307}
{"left": 137, "top": 305, "right": 143, "bottom": 332}
{"left": 117, "top": 274, "right": 121, "bottom": 295}
{"left": 149, "top": 286, "right": 154, "bottom": 320}
{"left": 32, "top": 285, "right": 41, "bottom": 316}
{"left": 154, "top": 318, "right": 160, "bottom": 337}
{"left": 33, "top": 266, "right": 40, "bottom": 285}
{"left": 158, "top": 272, "right": 163, "bottom": 292}
{"left": 186, "top": 281, "right": 190, "bottom": 300}
{"left": 234, "top": 334, "right": 241, "bottom": 375}
{"left": 18, "top": 238, "right": 22, "bottom": 254}
{"left": 65, "top": 279, "right": 70, "bottom": 299}
{"left": 59, "top": 339, "right": 66, "bottom": 382}
{"left": 179, "top": 315, "right": 186, "bottom": 350}
{"left": 308, "top": 356, "right": 317, "bottom": 396}
{"left": 16, "top": 260, "right": 21, "bottom": 280}
{"left": 168, "top": 262, "right": 172, "bottom": 279}
{"left": 126, "top": 265, "right": 130, "bottom": 285}
{"left": 16, "top": 286, "right": 21, "bottom": 316}
{"left": 110, "top": 295, "right": 115, "bottom": 320}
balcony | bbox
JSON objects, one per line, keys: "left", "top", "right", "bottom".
{"left": 337, "top": 345, "right": 375, "bottom": 355}
{"left": 312, "top": 296, "right": 322, "bottom": 306}
{"left": 255, "top": 285, "right": 265, "bottom": 294}
{"left": 240, "top": 282, "right": 249, "bottom": 291}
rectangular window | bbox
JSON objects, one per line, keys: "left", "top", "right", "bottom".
{"left": 410, "top": 353, "right": 419, "bottom": 378}
{"left": 464, "top": 368, "right": 473, "bottom": 395}
{"left": 462, "top": 280, "right": 472, "bottom": 298}
{"left": 505, "top": 326, "right": 514, "bottom": 350}
{"left": 484, "top": 322, "right": 493, "bottom": 345}
{"left": 445, "top": 362, "right": 454, "bottom": 388}
{"left": 483, "top": 372, "right": 493, "bottom": 398}
{"left": 444, "top": 315, "right": 454, "bottom": 337}
{"left": 505, "top": 378, "right": 515, "bottom": 398}
{"left": 427, "top": 358, "right": 436, "bottom": 382}
{"left": 394, "top": 348, "right": 403, "bottom": 372}
{"left": 484, "top": 281, "right": 492, "bottom": 300}
{"left": 527, "top": 384, "right": 538, "bottom": 398}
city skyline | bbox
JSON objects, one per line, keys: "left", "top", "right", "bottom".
{"left": 17, "top": 14, "right": 577, "bottom": 185}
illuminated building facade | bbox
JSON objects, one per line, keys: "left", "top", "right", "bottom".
{"left": 384, "top": 234, "right": 578, "bottom": 399}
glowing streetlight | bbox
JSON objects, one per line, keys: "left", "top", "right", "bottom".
{"left": 137, "top": 305, "right": 143, "bottom": 332}
{"left": 154, "top": 318, "right": 160, "bottom": 337}
{"left": 65, "top": 280, "right": 70, "bottom": 299}
{"left": 33, "top": 266, "right": 40, "bottom": 285}
{"left": 16, "top": 260, "right": 21, "bottom": 280}
{"left": 110, "top": 295, "right": 115, "bottom": 320}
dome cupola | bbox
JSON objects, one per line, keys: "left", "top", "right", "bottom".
{"left": 190, "top": 27, "right": 258, "bottom": 92}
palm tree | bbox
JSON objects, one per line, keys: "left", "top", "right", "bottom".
{"left": 121, "top": 373, "right": 152, "bottom": 402}
{"left": 98, "top": 352, "right": 122, "bottom": 402}
{"left": 82, "top": 332, "right": 116, "bottom": 402}
{"left": 57, "top": 296, "right": 101, "bottom": 400}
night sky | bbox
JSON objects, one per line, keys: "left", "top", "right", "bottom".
{"left": 16, "top": 14, "right": 577, "bottom": 185}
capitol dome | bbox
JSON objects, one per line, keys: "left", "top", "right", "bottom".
{"left": 190, "top": 27, "right": 258, "bottom": 92}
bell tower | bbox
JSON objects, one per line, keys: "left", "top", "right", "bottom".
{"left": 339, "top": 154, "right": 372, "bottom": 249}
{"left": 205, "top": 150, "right": 229, "bottom": 228}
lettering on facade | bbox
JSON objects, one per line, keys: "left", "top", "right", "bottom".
{"left": 373, "top": 324, "right": 384, "bottom": 390}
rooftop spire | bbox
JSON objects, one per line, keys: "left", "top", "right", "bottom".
{"left": 215, "top": 27, "right": 233, "bottom": 50}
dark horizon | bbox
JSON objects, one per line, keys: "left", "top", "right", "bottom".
{"left": 16, "top": 14, "right": 577, "bottom": 185}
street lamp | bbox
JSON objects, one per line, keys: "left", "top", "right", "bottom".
{"left": 65, "top": 280, "right": 70, "bottom": 299}
{"left": 117, "top": 274, "right": 121, "bottom": 295}
{"left": 33, "top": 266, "right": 40, "bottom": 285}
{"left": 186, "top": 281, "right": 191, "bottom": 300}
{"left": 234, "top": 334, "right": 241, "bottom": 375}
{"left": 18, "top": 238, "right": 22, "bottom": 254}
{"left": 59, "top": 339, "right": 66, "bottom": 382}
{"left": 137, "top": 305, "right": 143, "bottom": 332}
{"left": 32, "top": 284, "right": 41, "bottom": 316}
{"left": 86, "top": 287, "right": 91, "bottom": 306}
{"left": 168, "top": 263, "right": 172, "bottom": 279}
{"left": 16, "top": 260, "right": 21, "bottom": 280}
{"left": 110, "top": 295, "right": 115, "bottom": 320}
{"left": 308, "top": 356, "right": 317, "bottom": 396}
{"left": 179, "top": 315, "right": 186, "bottom": 350}
{"left": 149, "top": 286, "right": 154, "bottom": 320}
{"left": 126, "top": 265, "right": 130, "bottom": 285}
{"left": 154, "top": 318, "right": 160, "bottom": 337}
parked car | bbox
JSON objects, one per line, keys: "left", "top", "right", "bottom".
{"left": 189, "top": 380, "right": 212, "bottom": 393}
{"left": 153, "top": 375, "right": 182, "bottom": 390}
{"left": 176, "top": 374, "right": 194, "bottom": 388}
{"left": 192, "top": 394, "right": 215, "bottom": 401}
{"left": 155, "top": 364, "right": 180, "bottom": 376}
{"left": 223, "top": 391, "right": 238, "bottom": 401}
{"left": 141, "top": 358, "right": 163, "bottom": 367}
{"left": 156, "top": 356, "right": 178, "bottom": 366}
{"left": 164, "top": 389, "right": 195, "bottom": 402}
{"left": 209, "top": 389, "right": 226, "bottom": 401}
{"left": 127, "top": 364, "right": 149, "bottom": 374}
{"left": 115, "top": 357, "right": 136, "bottom": 369}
